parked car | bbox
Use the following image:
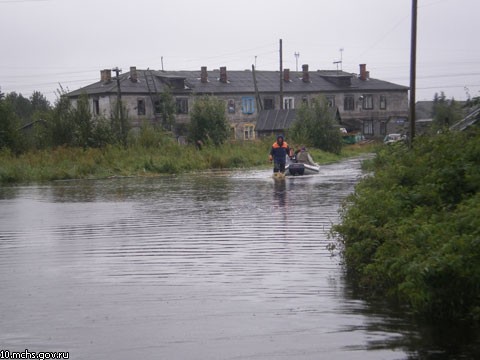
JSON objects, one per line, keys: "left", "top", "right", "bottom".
{"left": 384, "top": 133, "right": 406, "bottom": 145}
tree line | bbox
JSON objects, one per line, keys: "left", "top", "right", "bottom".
{"left": 0, "top": 87, "right": 346, "bottom": 155}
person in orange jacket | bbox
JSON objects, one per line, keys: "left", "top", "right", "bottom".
{"left": 269, "top": 135, "right": 291, "bottom": 173}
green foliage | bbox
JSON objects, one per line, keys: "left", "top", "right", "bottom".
{"left": 5, "top": 92, "right": 33, "bottom": 121}
{"left": 0, "top": 98, "right": 21, "bottom": 152}
{"left": 432, "top": 92, "right": 462, "bottom": 132}
{"left": 48, "top": 92, "right": 76, "bottom": 147}
{"left": 30, "top": 91, "right": 51, "bottom": 113}
{"left": 110, "top": 99, "right": 130, "bottom": 147}
{"left": 290, "top": 96, "right": 343, "bottom": 154}
{"left": 72, "top": 94, "right": 94, "bottom": 148}
{"left": 157, "top": 89, "right": 176, "bottom": 131}
{"left": 332, "top": 129, "right": 480, "bottom": 322}
{"left": 188, "top": 96, "right": 229, "bottom": 146}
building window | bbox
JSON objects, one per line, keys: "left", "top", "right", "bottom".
{"left": 344, "top": 96, "right": 354, "bottom": 111}
{"left": 227, "top": 99, "right": 236, "bottom": 113}
{"left": 244, "top": 124, "right": 255, "bottom": 140}
{"left": 284, "top": 97, "right": 294, "bottom": 109}
{"left": 154, "top": 100, "right": 162, "bottom": 114}
{"left": 363, "top": 120, "right": 374, "bottom": 135}
{"left": 242, "top": 97, "right": 255, "bottom": 114}
{"left": 176, "top": 98, "right": 188, "bottom": 114}
{"left": 230, "top": 125, "right": 236, "bottom": 140}
{"left": 93, "top": 98, "right": 100, "bottom": 115}
{"left": 362, "top": 94, "right": 374, "bottom": 110}
{"left": 380, "top": 95, "right": 387, "bottom": 110}
{"left": 137, "top": 99, "right": 146, "bottom": 116}
{"left": 302, "top": 96, "right": 308, "bottom": 105}
{"left": 380, "top": 121, "right": 387, "bottom": 135}
{"left": 326, "top": 95, "right": 335, "bottom": 107}
{"left": 263, "top": 98, "right": 275, "bottom": 110}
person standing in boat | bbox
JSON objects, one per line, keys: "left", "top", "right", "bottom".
{"left": 296, "top": 146, "right": 316, "bottom": 166}
{"left": 269, "top": 135, "right": 291, "bottom": 174}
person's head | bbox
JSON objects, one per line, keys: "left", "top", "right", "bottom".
{"left": 276, "top": 135, "right": 284, "bottom": 145}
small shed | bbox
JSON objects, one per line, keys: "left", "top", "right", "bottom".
{"left": 256, "top": 107, "right": 341, "bottom": 138}
{"left": 255, "top": 109, "right": 297, "bottom": 138}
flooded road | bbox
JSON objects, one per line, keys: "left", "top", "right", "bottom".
{"left": 0, "top": 157, "right": 476, "bottom": 359}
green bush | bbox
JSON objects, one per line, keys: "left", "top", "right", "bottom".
{"left": 332, "top": 129, "right": 480, "bottom": 322}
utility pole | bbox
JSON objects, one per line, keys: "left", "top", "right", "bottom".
{"left": 294, "top": 52, "right": 300, "bottom": 72}
{"left": 279, "top": 39, "right": 283, "bottom": 110}
{"left": 409, "top": 0, "right": 417, "bottom": 148}
{"left": 252, "top": 64, "right": 263, "bottom": 112}
{"left": 113, "top": 67, "right": 126, "bottom": 147}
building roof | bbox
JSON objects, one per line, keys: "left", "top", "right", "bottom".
{"left": 256, "top": 110, "right": 297, "bottom": 131}
{"left": 256, "top": 106, "right": 341, "bottom": 132}
{"left": 67, "top": 67, "right": 409, "bottom": 98}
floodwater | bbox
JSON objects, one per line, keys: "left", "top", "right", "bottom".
{"left": 0, "top": 156, "right": 478, "bottom": 360}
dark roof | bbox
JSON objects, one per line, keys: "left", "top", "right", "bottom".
{"left": 256, "top": 110, "right": 297, "bottom": 131}
{"left": 67, "top": 68, "right": 409, "bottom": 98}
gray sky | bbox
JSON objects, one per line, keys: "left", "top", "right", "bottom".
{"left": 1, "top": 0, "right": 478, "bottom": 104}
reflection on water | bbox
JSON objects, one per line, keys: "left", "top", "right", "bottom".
{"left": 0, "top": 156, "right": 478, "bottom": 360}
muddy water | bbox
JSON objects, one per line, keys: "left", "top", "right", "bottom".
{"left": 0, "top": 157, "right": 476, "bottom": 359}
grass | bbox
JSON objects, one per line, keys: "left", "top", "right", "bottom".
{"left": 0, "top": 138, "right": 376, "bottom": 184}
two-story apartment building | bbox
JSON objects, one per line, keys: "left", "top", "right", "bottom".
{"left": 66, "top": 64, "right": 409, "bottom": 140}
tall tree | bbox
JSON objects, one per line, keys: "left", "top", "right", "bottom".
{"left": 0, "top": 97, "right": 21, "bottom": 151}
{"left": 432, "top": 92, "right": 462, "bottom": 131}
{"left": 30, "top": 91, "right": 51, "bottom": 113}
{"left": 157, "top": 89, "right": 176, "bottom": 131}
{"left": 290, "top": 96, "right": 342, "bottom": 154}
{"left": 188, "top": 96, "right": 229, "bottom": 146}
{"left": 71, "top": 94, "right": 94, "bottom": 148}
{"left": 48, "top": 91, "right": 75, "bottom": 147}
{"left": 5, "top": 92, "right": 32, "bottom": 122}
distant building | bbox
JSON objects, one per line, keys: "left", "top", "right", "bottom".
{"left": 66, "top": 64, "right": 409, "bottom": 140}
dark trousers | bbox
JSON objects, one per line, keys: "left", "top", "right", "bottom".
{"left": 273, "top": 160, "right": 286, "bottom": 173}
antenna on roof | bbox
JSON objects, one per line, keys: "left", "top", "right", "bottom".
{"left": 333, "top": 48, "right": 344, "bottom": 72}
{"left": 340, "top": 48, "right": 344, "bottom": 70}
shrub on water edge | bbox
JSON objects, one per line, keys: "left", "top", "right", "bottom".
{"left": 332, "top": 129, "right": 480, "bottom": 322}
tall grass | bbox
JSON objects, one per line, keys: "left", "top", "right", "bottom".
{"left": 0, "top": 137, "right": 373, "bottom": 184}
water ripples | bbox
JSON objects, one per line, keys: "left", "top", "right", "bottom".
{"left": 0, "top": 156, "right": 413, "bottom": 360}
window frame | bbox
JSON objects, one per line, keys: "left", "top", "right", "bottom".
{"left": 242, "top": 96, "right": 255, "bottom": 114}
{"left": 263, "top": 97, "right": 275, "bottom": 110}
{"left": 176, "top": 97, "right": 189, "bottom": 114}
{"left": 380, "top": 121, "right": 387, "bottom": 135}
{"left": 344, "top": 95, "right": 354, "bottom": 111}
{"left": 227, "top": 99, "right": 236, "bottom": 114}
{"left": 363, "top": 119, "right": 374, "bottom": 135}
{"left": 362, "top": 94, "right": 374, "bottom": 110}
{"left": 93, "top": 98, "right": 100, "bottom": 115}
{"left": 283, "top": 96, "right": 295, "bottom": 109}
{"left": 326, "top": 95, "right": 335, "bottom": 108}
{"left": 137, "top": 98, "right": 146, "bottom": 116}
{"left": 243, "top": 123, "right": 255, "bottom": 140}
{"left": 380, "top": 95, "right": 387, "bottom": 110}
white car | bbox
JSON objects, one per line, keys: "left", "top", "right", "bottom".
{"left": 384, "top": 133, "right": 406, "bottom": 145}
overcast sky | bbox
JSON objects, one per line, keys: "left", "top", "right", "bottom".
{"left": 1, "top": 0, "right": 478, "bottom": 104}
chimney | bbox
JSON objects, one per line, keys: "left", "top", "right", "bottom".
{"left": 359, "top": 64, "right": 367, "bottom": 81}
{"left": 130, "top": 66, "right": 138, "bottom": 83}
{"left": 283, "top": 68, "right": 290, "bottom": 82}
{"left": 201, "top": 66, "right": 208, "bottom": 83}
{"left": 100, "top": 69, "right": 111, "bottom": 84}
{"left": 302, "top": 64, "right": 310, "bottom": 82}
{"left": 219, "top": 66, "right": 227, "bottom": 83}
